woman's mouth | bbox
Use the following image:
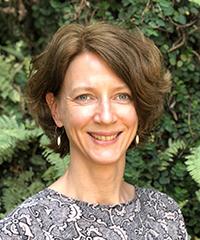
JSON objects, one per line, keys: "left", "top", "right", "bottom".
{"left": 89, "top": 133, "right": 120, "bottom": 141}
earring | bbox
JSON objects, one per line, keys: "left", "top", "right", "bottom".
{"left": 57, "top": 135, "right": 61, "bottom": 147}
{"left": 55, "top": 127, "right": 64, "bottom": 148}
{"left": 135, "top": 135, "right": 139, "bottom": 145}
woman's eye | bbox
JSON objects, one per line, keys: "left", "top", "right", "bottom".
{"left": 117, "top": 93, "right": 131, "bottom": 101}
{"left": 76, "top": 94, "right": 90, "bottom": 101}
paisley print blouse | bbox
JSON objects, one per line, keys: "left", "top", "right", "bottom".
{"left": 0, "top": 186, "right": 189, "bottom": 239}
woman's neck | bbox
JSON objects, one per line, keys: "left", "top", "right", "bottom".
{"left": 49, "top": 154, "right": 135, "bottom": 205}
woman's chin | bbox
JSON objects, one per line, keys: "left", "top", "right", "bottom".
{"left": 86, "top": 151, "right": 125, "bottom": 166}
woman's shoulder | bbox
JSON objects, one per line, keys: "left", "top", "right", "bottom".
{"left": 135, "top": 186, "right": 176, "bottom": 201}
{"left": 135, "top": 187, "right": 188, "bottom": 233}
{"left": 135, "top": 186, "right": 181, "bottom": 212}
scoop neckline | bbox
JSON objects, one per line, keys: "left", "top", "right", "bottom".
{"left": 43, "top": 185, "right": 139, "bottom": 208}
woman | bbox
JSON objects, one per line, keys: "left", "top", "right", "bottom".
{"left": 0, "top": 23, "right": 189, "bottom": 239}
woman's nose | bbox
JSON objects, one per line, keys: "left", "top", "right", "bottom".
{"left": 93, "top": 99, "right": 117, "bottom": 124}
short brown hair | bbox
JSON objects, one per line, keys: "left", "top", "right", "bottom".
{"left": 26, "top": 22, "right": 171, "bottom": 157}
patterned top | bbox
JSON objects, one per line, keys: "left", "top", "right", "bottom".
{"left": 0, "top": 186, "right": 189, "bottom": 240}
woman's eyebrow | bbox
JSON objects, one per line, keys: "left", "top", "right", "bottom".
{"left": 67, "top": 86, "right": 95, "bottom": 95}
{"left": 70, "top": 85, "right": 130, "bottom": 93}
{"left": 66, "top": 84, "right": 131, "bottom": 97}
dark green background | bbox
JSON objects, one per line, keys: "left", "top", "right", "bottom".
{"left": 0, "top": 0, "right": 200, "bottom": 238}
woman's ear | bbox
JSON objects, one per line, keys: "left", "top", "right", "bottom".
{"left": 46, "top": 92, "right": 63, "bottom": 127}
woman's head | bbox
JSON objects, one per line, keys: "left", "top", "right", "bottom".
{"left": 26, "top": 22, "right": 171, "bottom": 157}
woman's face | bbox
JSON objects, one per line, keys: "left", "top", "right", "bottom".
{"left": 48, "top": 52, "right": 138, "bottom": 165}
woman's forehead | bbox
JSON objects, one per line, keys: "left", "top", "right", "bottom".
{"left": 61, "top": 52, "right": 131, "bottom": 93}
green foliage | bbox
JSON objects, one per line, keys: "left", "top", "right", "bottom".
{"left": 125, "top": 138, "right": 189, "bottom": 193}
{"left": 0, "top": 0, "right": 200, "bottom": 239}
{"left": 157, "top": 138, "right": 186, "bottom": 171}
{"left": 0, "top": 55, "right": 21, "bottom": 105}
{"left": 1, "top": 169, "right": 45, "bottom": 216}
{"left": 185, "top": 145, "right": 200, "bottom": 184}
{"left": 40, "top": 135, "right": 70, "bottom": 185}
{"left": 0, "top": 115, "right": 42, "bottom": 164}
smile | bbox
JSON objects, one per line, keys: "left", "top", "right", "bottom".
{"left": 90, "top": 133, "right": 118, "bottom": 141}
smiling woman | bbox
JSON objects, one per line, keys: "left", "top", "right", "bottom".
{"left": 46, "top": 51, "right": 138, "bottom": 168}
{"left": 0, "top": 23, "right": 189, "bottom": 239}
{"left": 25, "top": 22, "right": 171, "bottom": 157}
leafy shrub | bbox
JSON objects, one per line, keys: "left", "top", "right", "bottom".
{"left": 0, "top": 0, "right": 200, "bottom": 239}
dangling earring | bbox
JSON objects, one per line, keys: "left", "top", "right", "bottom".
{"left": 55, "top": 127, "right": 64, "bottom": 148}
{"left": 57, "top": 135, "right": 61, "bottom": 147}
{"left": 135, "top": 135, "right": 139, "bottom": 145}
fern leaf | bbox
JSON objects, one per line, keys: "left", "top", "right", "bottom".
{"left": 1, "top": 169, "right": 45, "bottom": 214}
{"left": 165, "top": 138, "right": 186, "bottom": 161}
{"left": 42, "top": 148, "right": 70, "bottom": 178}
{"left": 185, "top": 146, "right": 200, "bottom": 184}
{"left": 0, "top": 115, "right": 42, "bottom": 164}
{"left": 158, "top": 138, "right": 186, "bottom": 171}
{"left": 40, "top": 134, "right": 70, "bottom": 180}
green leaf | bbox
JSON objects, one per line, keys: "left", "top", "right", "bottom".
{"left": 118, "top": 11, "right": 125, "bottom": 20}
{"left": 158, "top": 1, "right": 171, "bottom": 8}
{"left": 32, "top": 5, "right": 39, "bottom": 11}
{"left": 178, "top": 15, "right": 187, "bottom": 25}
{"left": 196, "top": 189, "right": 200, "bottom": 202}
{"left": 0, "top": 46, "right": 24, "bottom": 60}
{"left": 169, "top": 58, "right": 176, "bottom": 65}
{"left": 164, "top": 7, "right": 174, "bottom": 16}
{"left": 180, "top": 54, "right": 187, "bottom": 62}
{"left": 188, "top": 64, "right": 195, "bottom": 71}
{"left": 156, "top": 19, "right": 165, "bottom": 27}
{"left": 37, "top": 37, "right": 44, "bottom": 46}
{"left": 50, "top": 1, "right": 62, "bottom": 9}
{"left": 185, "top": 146, "right": 200, "bottom": 184}
{"left": 190, "top": 7, "right": 199, "bottom": 14}
{"left": 163, "top": 44, "right": 169, "bottom": 50}
{"left": 177, "top": 60, "right": 183, "bottom": 67}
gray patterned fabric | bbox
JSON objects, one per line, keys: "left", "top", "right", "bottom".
{"left": 0, "top": 186, "right": 189, "bottom": 239}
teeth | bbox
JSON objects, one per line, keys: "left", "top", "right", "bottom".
{"left": 91, "top": 134, "right": 118, "bottom": 141}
